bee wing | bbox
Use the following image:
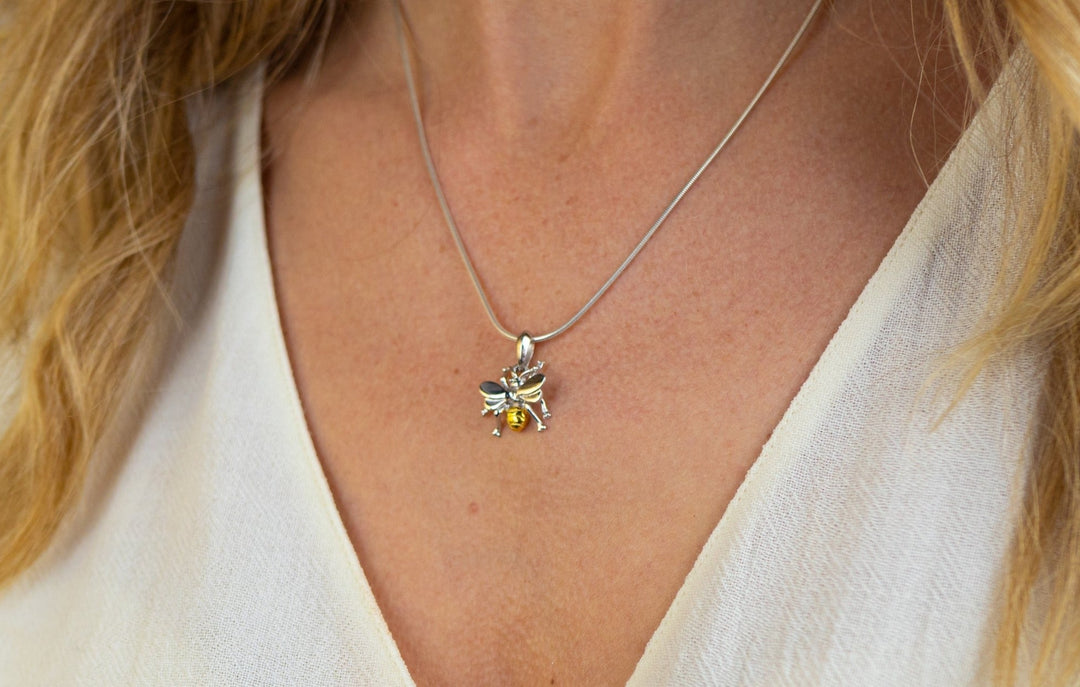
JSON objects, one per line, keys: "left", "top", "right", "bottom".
{"left": 515, "top": 374, "right": 545, "bottom": 402}
{"left": 480, "top": 380, "right": 509, "bottom": 405}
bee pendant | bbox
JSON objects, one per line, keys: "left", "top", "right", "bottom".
{"left": 479, "top": 333, "right": 552, "bottom": 437}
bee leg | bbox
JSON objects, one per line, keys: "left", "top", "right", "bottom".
{"left": 539, "top": 398, "right": 551, "bottom": 419}
{"left": 524, "top": 404, "right": 547, "bottom": 432}
{"left": 492, "top": 414, "right": 503, "bottom": 437}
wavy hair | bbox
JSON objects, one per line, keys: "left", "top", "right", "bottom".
{"left": 0, "top": 0, "right": 1077, "bottom": 684}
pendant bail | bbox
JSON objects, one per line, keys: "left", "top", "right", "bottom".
{"left": 516, "top": 332, "right": 535, "bottom": 368}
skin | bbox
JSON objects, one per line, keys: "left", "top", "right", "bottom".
{"left": 261, "top": 0, "right": 973, "bottom": 684}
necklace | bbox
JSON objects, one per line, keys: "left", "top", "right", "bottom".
{"left": 391, "top": 0, "right": 825, "bottom": 436}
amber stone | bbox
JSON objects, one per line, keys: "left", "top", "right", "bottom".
{"left": 506, "top": 407, "right": 529, "bottom": 432}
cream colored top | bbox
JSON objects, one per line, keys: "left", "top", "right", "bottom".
{"left": 0, "top": 54, "right": 1044, "bottom": 686}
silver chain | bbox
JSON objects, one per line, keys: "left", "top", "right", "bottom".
{"left": 392, "top": 0, "right": 825, "bottom": 343}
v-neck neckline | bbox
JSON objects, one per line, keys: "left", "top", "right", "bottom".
{"left": 234, "top": 52, "right": 1016, "bottom": 684}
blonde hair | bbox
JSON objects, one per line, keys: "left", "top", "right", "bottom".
{"left": 0, "top": 0, "right": 1077, "bottom": 684}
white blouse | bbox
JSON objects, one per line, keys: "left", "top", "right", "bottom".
{"left": 0, "top": 53, "right": 1044, "bottom": 686}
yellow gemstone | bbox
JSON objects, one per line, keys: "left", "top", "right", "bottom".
{"left": 506, "top": 407, "right": 529, "bottom": 432}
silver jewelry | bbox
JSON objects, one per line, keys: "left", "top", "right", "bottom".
{"left": 391, "top": 0, "right": 825, "bottom": 436}
{"left": 479, "top": 333, "right": 550, "bottom": 437}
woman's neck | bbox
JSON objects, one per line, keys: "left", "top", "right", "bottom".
{"left": 332, "top": 0, "right": 824, "bottom": 152}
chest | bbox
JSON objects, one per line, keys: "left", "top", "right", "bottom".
{"left": 258, "top": 115, "right": 937, "bottom": 687}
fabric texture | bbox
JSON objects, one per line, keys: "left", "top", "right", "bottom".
{"left": 0, "top": 51, "right": 1045, "bottom": 686}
